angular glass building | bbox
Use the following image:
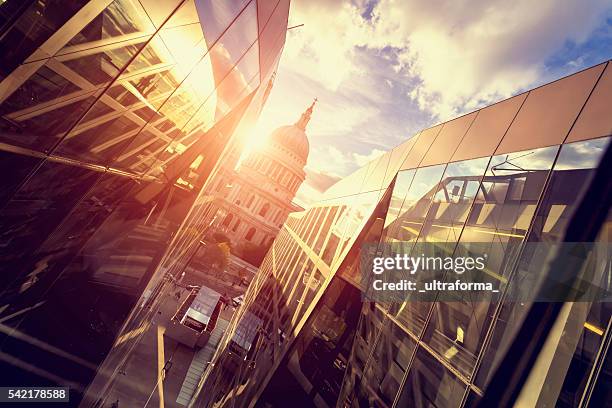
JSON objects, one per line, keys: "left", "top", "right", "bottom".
{"left": 194, "top": 61, "right": 612, "bottom": 407}
{"left": 0, "top": 0, "right": 290, "bottom": 404}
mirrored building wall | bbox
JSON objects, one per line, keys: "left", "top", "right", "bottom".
{"left": 194, "top": 60, "right": 612, "bottom": 408}
{"left": 0, "top": 0, "right": 290, "bottom": 404}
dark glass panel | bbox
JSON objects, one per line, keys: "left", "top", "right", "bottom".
{"left": 554, "top": 302, "right": 611, "bottom": 407}
{"left": 0, "top": 177, "right": 189, "bottom": 405}
{"left": 0, "top": 149, "right": 42, "bottom": 206}
{"left": 260, "top": 277, "right": 362, "bottom": 408}
{"left": 0, "top": 0, "right": 29, "bottom": 28}
{"left": 0, "top": 161, "right": 99, "bottom": 287}
{"left": 586, "top": 342, "right": 612, "bottom": 408}
{"left": 396, "top": 347, "right": 467, "bottom": 408}
{"left": 337, "top": 303, "right": 386, "bottom": 407}
{"left": 462, "top": 389, "right": 483, "bottom": 407}
{"left": 0, "top": 173, "right": 134, "bottom": 325}
{"left": 0, "top": 0, "right": 88, "bottom": 78}
{"left": 355, "top": 322, "right": 417, "bottom": 407}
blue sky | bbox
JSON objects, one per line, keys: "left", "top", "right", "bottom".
{"left": 251, "top": 0, "right": 612, "bottom": 206}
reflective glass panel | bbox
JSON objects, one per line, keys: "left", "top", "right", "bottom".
{"left": 496, "top": 64, "right": 605, "bottom": 154}
{"left": 396, "top": 347, "right": 467, "bottom": 408}
{"left": 337, "top": 303, "right": 385, "bottom": 406}
{"left": 420, "top": 112, "right": 477, "bottom": 167}
{"left": 475, "top": 138, "right": 611, "bottom": 392}
{"left": 356, "top": 322, "right": 417, "bottom": 407}
{"left": 452, "top": 93, "right": 527, "bottom": 162}
{"left": 400, "top": 126, "right": 441, "bottom": 170}
{"left": 422, "top": 146, "right": 557, "bottom": 377}
{"left": 567, "top": 64, "right": 612, "bottom": 142}
{"left": 0, "top": 0, "right": 88, "bottom": 77}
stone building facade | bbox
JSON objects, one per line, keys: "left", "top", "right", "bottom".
{"left": 206, "top": 100, "right": 316, "bottom": 248}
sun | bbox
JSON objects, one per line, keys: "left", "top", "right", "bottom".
{"left": 238, "top": 116, "right": 277, "bottom": 162}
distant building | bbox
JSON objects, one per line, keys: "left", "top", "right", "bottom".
{"left": 205, "top": 100, "right": 316, "bottom": 249}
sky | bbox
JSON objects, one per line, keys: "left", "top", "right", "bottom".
{"left": 247, "top": 0, "right": 612, "bottom": 207}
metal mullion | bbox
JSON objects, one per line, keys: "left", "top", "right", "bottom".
{"left": 6, "top": 87, "right": 104, "bottom": 120}
{"left": 579, "top": 315, "right": 612, "bottom": 407}
{"left": 115, "top": 61, "right": 175, "bottom": 82}
{"left": 43, "top": 0, "right": 189, "bottom": 158}
{"left": 54, "top": 31, "right": 153, "bottom": 60}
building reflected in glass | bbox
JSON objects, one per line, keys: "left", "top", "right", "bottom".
{"left": 194, "top": 61, "right": 612, "bottom": 407}
{"left": 0, "top": 0, "right": 290, "bottom": 405}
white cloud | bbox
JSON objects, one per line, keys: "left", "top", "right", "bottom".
{"left": 353, "top": 148, "right": 386, "bottom": 167}
{"left": 294, "top": 180, "right": 325, "bottom": 207}
{"left": 285, "top": 0, "right": 612, "bottom": 120}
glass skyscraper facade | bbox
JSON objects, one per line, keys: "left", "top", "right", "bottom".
{"left": 0, "top": 0, "right": 290, "bottom": 405}
{"left": 194, "top": 61, "right": 612, "bottom": 407}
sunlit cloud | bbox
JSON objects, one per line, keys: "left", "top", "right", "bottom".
{"left": 354, "top": 148, "right": 386, "bottom": 167}
{"left": 255, "top": 0, "right": 612, "bottom": 206}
